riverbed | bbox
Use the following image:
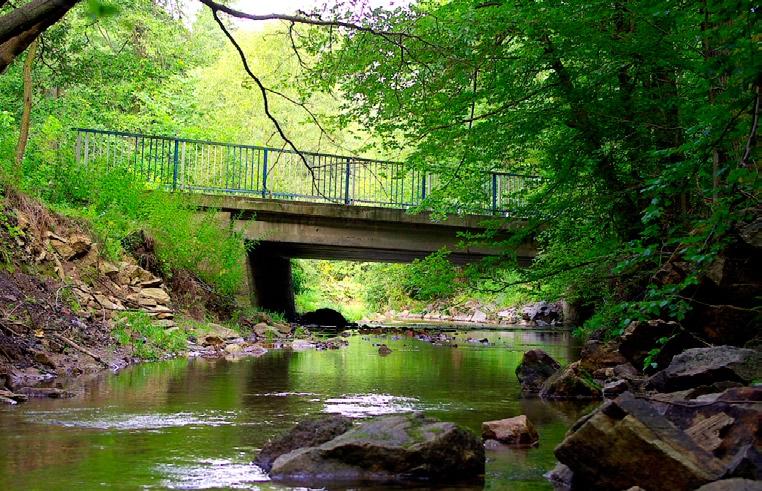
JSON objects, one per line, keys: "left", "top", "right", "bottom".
{"left": 0, "top": 329, "right": 592, "bottom": 490}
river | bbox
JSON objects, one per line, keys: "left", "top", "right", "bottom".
{"left": 0, "top": 328, "right": 593, "bottom": 490}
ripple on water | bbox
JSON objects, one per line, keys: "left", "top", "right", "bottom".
{"left": 323, "top": 393, "right": 429, "bottom": 417}
{"left": 157, "top": 458, "right": 269, "bottom": 489}
{"left": 24, "top": 409, "right": 237, "bottom": 430}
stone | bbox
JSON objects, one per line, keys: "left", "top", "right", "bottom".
{"left": 137, "top": 296, "right": 157, "bottom": 307}
{"left": 254, "top": 415, "right": 354, "bottom": 472}
{"left": 578, "top": 339, "right": 627, "bottom": 373}
{"left": 50, "top": 240, "right": 75, "bottom": 260}
{"left": 93, "top": 293, "right": 118, "bottom": 310}
{"left": 544, "top": 463, "right": 573, "bottom": 491}
{"left": 602, "top": 378, "right": 629, "bottom": 398}
{"left": 274, "top": 323, "right": 292, "bottom": 335}
{"left": 647, "top": 346, "right": 762, "bottom": 392}
{"left": 521, "top": 301, "right": 562, "bottom": 325}
{"left": 139, "top": 277, "right": 163, "bottom": 288}
{"left": 515, "top": 349, "right": 561, "bottom": 393}
{"left": 291, "top": 339, "right": 316, "bottom": 350}
{"left": 243, "top": 345, "right": 268, "bottom": 356}
{"left": 555, "top": 393, "right": 725, "bottom": 490}
{"left": 378, "top": 344, "right": 392, "bottom": 355}
{"left": 254, "top": 322, "right": 270, "bottom": 336}
{"left": 140, "top": 288, "right": 171, "bottom": 304}
{"left": 0, "top": 389, "right": 27, "bottom": 403}
{"left": 695, "top": 479, "right": 762, "bottom": 491}
{"left": 269, "top": 413, "right": 484, "bottom": 485}
{"left": 471, "top": 309, "right": 487, "bottom": 323}
{"left": 147, "top": 305, "right": 172, "bottom": 314}
{"left": 202, "top": 323, "right": 240, "bottom": 340}
{"left": 661, "top": 387, "right": 762, "bottom": 476}
{"left": 98, "top": 261, "right": 119, "bottom": 277}
{"left": 540, "top": 361, "right": 602, "bottom": 400}
{"left": 67, "top": 234, "right": 92, "bottom": 258}
{"left": 481, "top": 415, "right": 538, "bottom": 446}
{"left": 224, "top": 344, "right": 242, "bottom": 354}
{"left": 203, "top": 335, "right": 225, "bottom": 347}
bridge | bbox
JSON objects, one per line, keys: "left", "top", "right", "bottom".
{"left": 73, "top": 128, "right": 539, "bottom": 318}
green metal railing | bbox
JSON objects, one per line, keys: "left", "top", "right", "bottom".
{"left": 73, "top": 128, "right": 539, "bottom": 214}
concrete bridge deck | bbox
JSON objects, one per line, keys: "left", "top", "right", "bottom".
{"left": 192, "top": 195, "right": 537, "bottom": 319}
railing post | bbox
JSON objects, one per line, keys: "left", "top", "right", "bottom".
{"left": 344, "top": 158, "right": 351, "bottom": 205}
{"left": 74, "top": 131, "right": 82, "bottom": 163}
{"left": 262, "top": 148, "right": 269, "bottom": 198}
{"left": 421, "top": 173, "right": 427, "bottom": 202}
{"left": 172, "top": 138, "right": 179, "bottom": 191}
{"left": 491, "top": 173, "right": 498, "bottom": 214}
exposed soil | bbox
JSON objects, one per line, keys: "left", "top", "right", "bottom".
{"left": 0, "top": 270, "right": 127, "bottom": 391}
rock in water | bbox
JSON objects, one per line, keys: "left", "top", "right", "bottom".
{"left": 269, "top": 413, "right": 484, "bottom": 485}
{"left": 647, "top": 346, "right": 762, "bottom": 392}
{"left": 254, "top": 415, "right": 353, "bottom": 472}
{"left": 298, "top": 308, "right": 349, "bottom": 328}
{"left": 482, "top": 415, "right": 539, "bottom": 447}
{"left": 540, "top": 361, "right": 602, "bottom": 400}
{"left": 515, "top": 349, "right": 561, "bottom": 393}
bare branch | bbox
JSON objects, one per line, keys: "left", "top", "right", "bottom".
{"left": 198, "top": 0, "right": 412, "bottom": 39}
{"left": 207, "top": 8, "right": 332, "bottom": 199}
{"left": 740, "top": 84, "right": 759, "bottom": 168}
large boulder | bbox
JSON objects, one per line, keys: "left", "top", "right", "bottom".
{"left": 647, "top": 346, "right": 762, "bottom": 392}
{"left": 298, "top": 308, "right": 349, "bottom": 329}
{"left": 555, "top": 393, "right": 726, "bottom": 490}
{"left": 660, "top": 387, "right": 762, "bottom": 479}
{"left": 254, "top": 415, "right": 353, "bottom": 472}
{"left": 540, "top": 361, "right": 602, "bottom": 400}
{"left": 516, "top": 349, "right": 561, "bottom": 393}
{"left": 521, "top": 301, "right": 563, "bottom": 326}
{"left": 554, "top": 388, "right": 762, "bottom": 490}
{"left": 482, "top": 415, "right": 539, "bottom": 447}
{"left": 269, "top": 413, "right": 484, "bottom": 485}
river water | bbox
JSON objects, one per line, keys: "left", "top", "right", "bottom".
{"left": 0, "top": 329, "right": 593, "bottom": 490}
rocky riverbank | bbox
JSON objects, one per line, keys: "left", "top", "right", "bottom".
{"left": 365, "top": 299, "right": 569, "bottom": 327}
{"left": 0, "top": 191, "right": 305, "bottom": 402}
{"left": 511, "top": 327, "right": 761, "bottom": 490}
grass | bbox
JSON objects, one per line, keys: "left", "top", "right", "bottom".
{"left": 113, "top": 311, "right": 190, "bottom": 361}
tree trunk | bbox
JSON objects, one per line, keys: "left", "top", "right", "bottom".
{"left": 0, "top": 0, "right": 79, "bottom": 73}
{"left": 14, "top": 38, "right": 39, "bottom": 172}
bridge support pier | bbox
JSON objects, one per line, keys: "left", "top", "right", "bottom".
{"left": 247, "top": 244, "right": 296, "bottom": 321}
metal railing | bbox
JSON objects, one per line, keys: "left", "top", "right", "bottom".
{"left": 73, "top": 128, "right": 540, "bottom": 214}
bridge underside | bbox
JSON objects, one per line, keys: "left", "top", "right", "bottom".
{"left": 254, "top": 241, "right": 496, "bottom": 264}
{"left": 195, "top": 195, "right": 536, "bottom": 320}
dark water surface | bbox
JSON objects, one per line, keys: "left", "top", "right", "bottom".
{"left": 0, "top": 329, "right": 593, "bottom": 490}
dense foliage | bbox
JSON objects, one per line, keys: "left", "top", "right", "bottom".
{"left": 290, "top": 0, "right": 759, "bottom": 333}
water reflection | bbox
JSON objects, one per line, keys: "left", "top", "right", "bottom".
{"left": 0, "top": 329, "right": 590, "bottom": 490}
